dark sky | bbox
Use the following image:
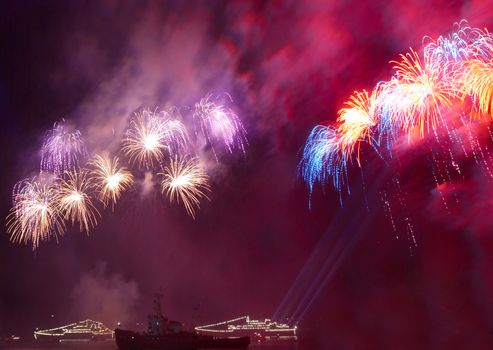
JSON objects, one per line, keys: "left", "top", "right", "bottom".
{"left": 1, "top": 1, "right": 493, "bottom": 349}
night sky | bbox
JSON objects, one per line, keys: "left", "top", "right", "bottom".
{"left": 1, "top": 1, "right": 493, "bottom": 349}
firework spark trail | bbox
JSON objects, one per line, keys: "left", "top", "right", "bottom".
{"left": 299, "top": 21, "right": 493, "bottom": 198}
{"left": 455, "top": 125, "right": 470, "bottom": 158}
{"left": 89, "top": 155, "right": 134, "bottom": 209}
{"left": 40, "top": 120, "right": 87, "bottom": 176}
{"left": 336, "top": 89, "right": 378, "bottom": 162}
{"left": 468, "top": 127, "right": 482, "bottom": 166}
{"left": 476, "top": 141, "right": 493, "bottom": 179}
{"left": 381, "top": 190, "right": 398, "bottom": 237}
{"left": 481, "top": 126, "right": 493, "bottom": 177}
{"left": 461, "top": 114, "right": 493, "bottom": 177}
{"left": 430, "top": 153, "right": 451, "bottom": 215}
{"left": 460, "top": 59, "right": 493, "bottom": 117}
{"left": 424, "top": 27, "right": 469, "bottom": 70}
{"left": 160, "top": 156, "right": 210, "bottom": 219}
{"left": 440, "top": 118, "right": 463, "bottom": 176}
{"left": 391, "top": 176, "right": 417, "bottom": 252}
{"left": 56, "top": 171, "right": 99, "bottom": 233}
{"left": 433, "top": 129, "right": 463, "bottom": 208}
{"left": 487, "top": 125, "right": 493, "bottom": 142}
{"left": 389, "top": 48, "right": 457, "bottom": 137}
{"left": 423, "top": 20, "right": 492, "bottom": 75}
{"left": 6, "top": 178, "right": 65, "bottom": 250}
{"left": 193, "top": 93, "right": 247, "bottom": 157}
{"left": 298, "top": 125, "right": 348, "bottom": 196}
{"left": 161, "top": 113, "right": 189, "bottom": 156}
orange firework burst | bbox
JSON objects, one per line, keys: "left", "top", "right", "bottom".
{"left": 390, "top": 48, "right": 457, "bottom": 138}
{"left": 89, "top": 155, "right": 134, "bottom": 209}
{"left": 336, "top": 89, "right": 378, "bottom": 162}
{"left": 460, "top": 59, "right": 493, "bottom": 117}
{"left": 56, "top": 171, "right": 99, "bottom": 233}
{"left": 159, "top": 156, "right": 210, "bottom": 219}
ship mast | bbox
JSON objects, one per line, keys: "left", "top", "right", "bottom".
{"left": 148, "top": 291, "right": 168, "bottom": 336}
{"left": 153, "top": 291, "right": 164, "bottom": 317}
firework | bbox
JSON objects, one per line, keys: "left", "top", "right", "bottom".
{"left": 160, "top": 156, "right": 210, "bottom": 218}
{"left": 194, "top": 93, "right": 247, "bottom": 156}
{"left": 389, "top": 49, "right": 456, "bottom": 137}
{"left": 160, "top": 110, "right": 189, "bottom": 156}
{"left": 56, "top": 171, "right": 99, "bottom": 233}
{"left": 424, "top": 20, "right": 479, "bottom": 67}
{"left": 40, "top": 119, "right": 87, "bottom": 175}
{"left": 163, "top": 118, "right": 189, "bottom": 154}
{"left": 6, "top": 178, "right": 65, "bottom": 250}
{"left": 336, "top": 90, "right": 378, "bottom": 162}
{"left": 122, "top": 109, "right": 190, "bottom": 168}
{"left": 89, "top": 155, "right": 134, "bottom": 209}
{"left": 298, "top": 125, "right": 347, "bottom": 194}
{"left": 122, "top": 110, "right": 167, "bottom": 168}
{"left": 299, "top": 21, "right": 493, "bottom": 197}
{"left": 460, "top": 59, "right": 493, "bottom": 117}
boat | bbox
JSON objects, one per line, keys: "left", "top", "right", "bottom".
{"left": 114, "top": 293, "right": 250, "bottom": 350}
{"left": 34, "top": 319, "right": 114, "bottom": 343}
{"left": 195, "top": 316, "right": 297, "bottom": 340}
{"left": 0, "top": 334, "right": 21, "bottom": 345}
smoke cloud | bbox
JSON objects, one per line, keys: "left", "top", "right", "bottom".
{"left": 70, "top": 263, "right": 140, "bottom": 328}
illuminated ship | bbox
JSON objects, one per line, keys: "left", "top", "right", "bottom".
{"left": 195, "top": 316, "right": 297, "bottom": 339}
{"left": 114, "top": 293, "right": 250, "bottom": 350}
{"left": 34, "top": 319, "right": 114, "bottom": 342}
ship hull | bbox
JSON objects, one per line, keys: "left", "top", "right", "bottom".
{"left": 115, "top": 329, "right": 249, "bottom": 350}
{"left": 197, "top": 329, "right": 297, "bottom": 338}
{"left": 35, "top": 333, "right": 113, "bottom": 343}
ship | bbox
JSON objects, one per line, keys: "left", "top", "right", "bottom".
{"left": 195, "top": 316, "right": 297, "bottom": 340}
{"left": 114, "top": 293, "right": 250, "bottom": 350}
{"left": 34, "top": 319, "right": 114, "bottom": 343}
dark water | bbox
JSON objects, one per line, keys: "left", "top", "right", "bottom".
{"left": 0, "top": 340, "right": 302, "bottom": 350}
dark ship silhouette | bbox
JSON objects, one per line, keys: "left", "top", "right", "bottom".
{"left": 114, "top": 293, "right": 250, "bottom": 350}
